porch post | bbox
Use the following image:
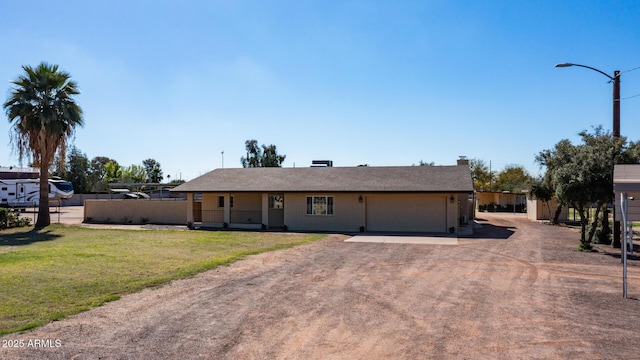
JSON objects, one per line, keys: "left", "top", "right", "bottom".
{"left": 186, "top": 193, "right": 194, "bottom": 224}
{"left": 223, "top": 193, "right": 231, "bottom": 224}
{"left": 262, "top": 193, "right": 269, "bottom": 229}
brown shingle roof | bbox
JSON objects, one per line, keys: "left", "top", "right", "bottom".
{"left": 172, "top": 166, "right": 473, "bottom": 193}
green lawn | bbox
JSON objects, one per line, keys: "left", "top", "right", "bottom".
{"left": 0, "top": 225, "right": 325, "bottom": 335}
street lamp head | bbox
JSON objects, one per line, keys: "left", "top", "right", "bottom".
{"left": 555, "top": 63, "right": 574, "bottom": 68}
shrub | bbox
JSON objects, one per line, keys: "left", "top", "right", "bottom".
{"left": 478, "top": 203, "right": 526, "bottom": 213}
{"left": 595, "top": 212, "right": 611, "bottom": 244}
{"left": 0, "top": 208, "right": 32, "bottom": 230}
{"left": 577, "top": 241, "right": 595, "bottom": 252}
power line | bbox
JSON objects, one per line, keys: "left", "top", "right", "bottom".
{"left": 620, "top": 66, "right": 640, "bottom": 100}
{"left": 621, "top": 65, "right": 640, "bottom": 74}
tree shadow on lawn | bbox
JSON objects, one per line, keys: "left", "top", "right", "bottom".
{"left": 0, "top": 228, "right": 62, "bottom": 246}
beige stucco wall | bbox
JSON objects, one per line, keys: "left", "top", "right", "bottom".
{"left": 477, "top": 192, "right": 526, "bottom": 207}
{"left": 84, "top": 199, "right": 187, "bottom": 225}
{"left": 199, "top": 193, "right": 223, "bottom": 223}
{"left": 230, "top": 193, "right": 262, "bottom": 224}
{"left": 65, "top": 192, "right": 185, "bottom": 206}
{"left": 233, "top": 193, "right": 262, "bottom": 210}
{"left": 188, "top": 191, "right": 467, "bottom": 234}
{"left": 458, "top": 193, "right": 473, "bottom": 223}
{"left": 477, "top": 192, "right": 498, "bottom": 206}
{"left": 284, "top": 193, "right": 365, "bottom": 232}
{"left": 283, "top": 192, "right": 460, "bottom": 233}
{"left": 446, "top": 194, "right": 458, "bottom": 232}
{"left": 526, "top": 196, "right": 568, "bottom": 221}
{"left": 201, "top": 193, "right": 221, "bottom": 212}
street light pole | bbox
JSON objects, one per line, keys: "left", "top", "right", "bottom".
{"left": 555, "top": 63, "right": 622, "bottom": 247}
{"left": 613, "top": 70, "right": 621, "bottom": 138}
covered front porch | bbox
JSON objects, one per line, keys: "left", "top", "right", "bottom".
{"left": 186, "top": 192, "right": 284, "bottom": 230}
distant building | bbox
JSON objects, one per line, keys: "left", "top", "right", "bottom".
{"left": 476, "top": 191, "right": 526, "bottom": 212}
{"left": 0, "top": 167, "right": 39, "bottom": 180}
{"left": 525, "top": 193, "right": 568, "bottom": 222}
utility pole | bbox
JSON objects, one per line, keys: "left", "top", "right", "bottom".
{"left": 613, "top": 70, "right": 621, "bottom": 247}
{"left": 613, "top": 70, "right": 621, "bottom": 137}
{"left": 555, "top": 63, "right": 622, "bottom": 248}
{"left": 489, "top": 160, "right": 492, "bottom": 192}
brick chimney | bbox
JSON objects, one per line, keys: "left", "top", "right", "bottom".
{"left": 457, "top": 156, "right": 469, "bottom": 166}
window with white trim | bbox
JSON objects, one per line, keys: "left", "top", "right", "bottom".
{"left": 306, "top": 196, "right": 333, "bottom": 215}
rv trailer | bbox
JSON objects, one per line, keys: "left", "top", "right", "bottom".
{"left": 0, "top": 178, "right": 74, "bottom": 208}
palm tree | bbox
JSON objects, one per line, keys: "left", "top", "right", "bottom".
{"left": 3, "top": 62, "right": 84, "bottom": 227}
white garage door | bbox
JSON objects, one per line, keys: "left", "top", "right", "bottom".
{"left": 366, "top": 194, "right": 447, "bottom": 232}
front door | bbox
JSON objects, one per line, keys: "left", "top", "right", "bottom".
{"left": 16, "top": 184, "right": 26, "bottom": 204}
{"left": 268, "top": 194, "right": 285, "bottom": 228}
{"left": 193, "top": 201, "right": 202, "bottom": 222}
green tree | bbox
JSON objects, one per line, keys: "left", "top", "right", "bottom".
{"left": 494, "top": 165, "right": 532, "bottom": 193}
{"left": 554, "top": 145, "right": 598, "bottom": 250}
{"left": 537, "top": 127, "right": 636, "bottom": 249}
{"left": 122, "top": 164, "right": 147, "bottom": 183}
{"left": 3, "top": 63, "right": 84, "bottom": 227}
{"left": 418, "top": 160, "right": 435, "bottom": 166}
{"left": 241, "top": 140, "right": 262, "bottom": 168}
{"left": 469, "top": 158, "right": 495, "bottom": 191}
{"left": 261, "top": 144, "right": 286, "bottom": 167}
{"left": 241, "top": 140, "right": 286, "bottom": 168}
{"left": 142, "top": 158, "right": 163, "bottom": 183}
{"left": 51, "top": 152, "right": 68, "bottom": 179}
{"left": 535, "top": 139, "right": 575, "bottom": 225}
{"left": 88, "top": 156, "right": 116, "bottom": 192}
{"left": 575, "top": 127, "right": 628, "bottom": 245}
{"left": 104, "top": 161, "right": 123, "bottom": 184}
{"left": 66, "top": 146, "right": 90, "bottom": 193}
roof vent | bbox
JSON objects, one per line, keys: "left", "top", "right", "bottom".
{"left": 311, "top": 160, "right": 333, "bottom": 167}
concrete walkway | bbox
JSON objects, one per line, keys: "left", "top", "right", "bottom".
{"left": 345, "top": 220, "right": 479, "bottom": 245}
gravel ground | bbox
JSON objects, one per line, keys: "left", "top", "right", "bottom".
{"left": 2, "top": 212, "right": 640, "bottom": 359}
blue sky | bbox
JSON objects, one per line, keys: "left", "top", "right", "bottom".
{"left": 1, "top": 1, "right": 640, "bottom": 181}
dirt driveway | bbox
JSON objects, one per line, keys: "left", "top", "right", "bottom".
{"left": 2, "top": 213, "right": 640, "bottom": 359}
